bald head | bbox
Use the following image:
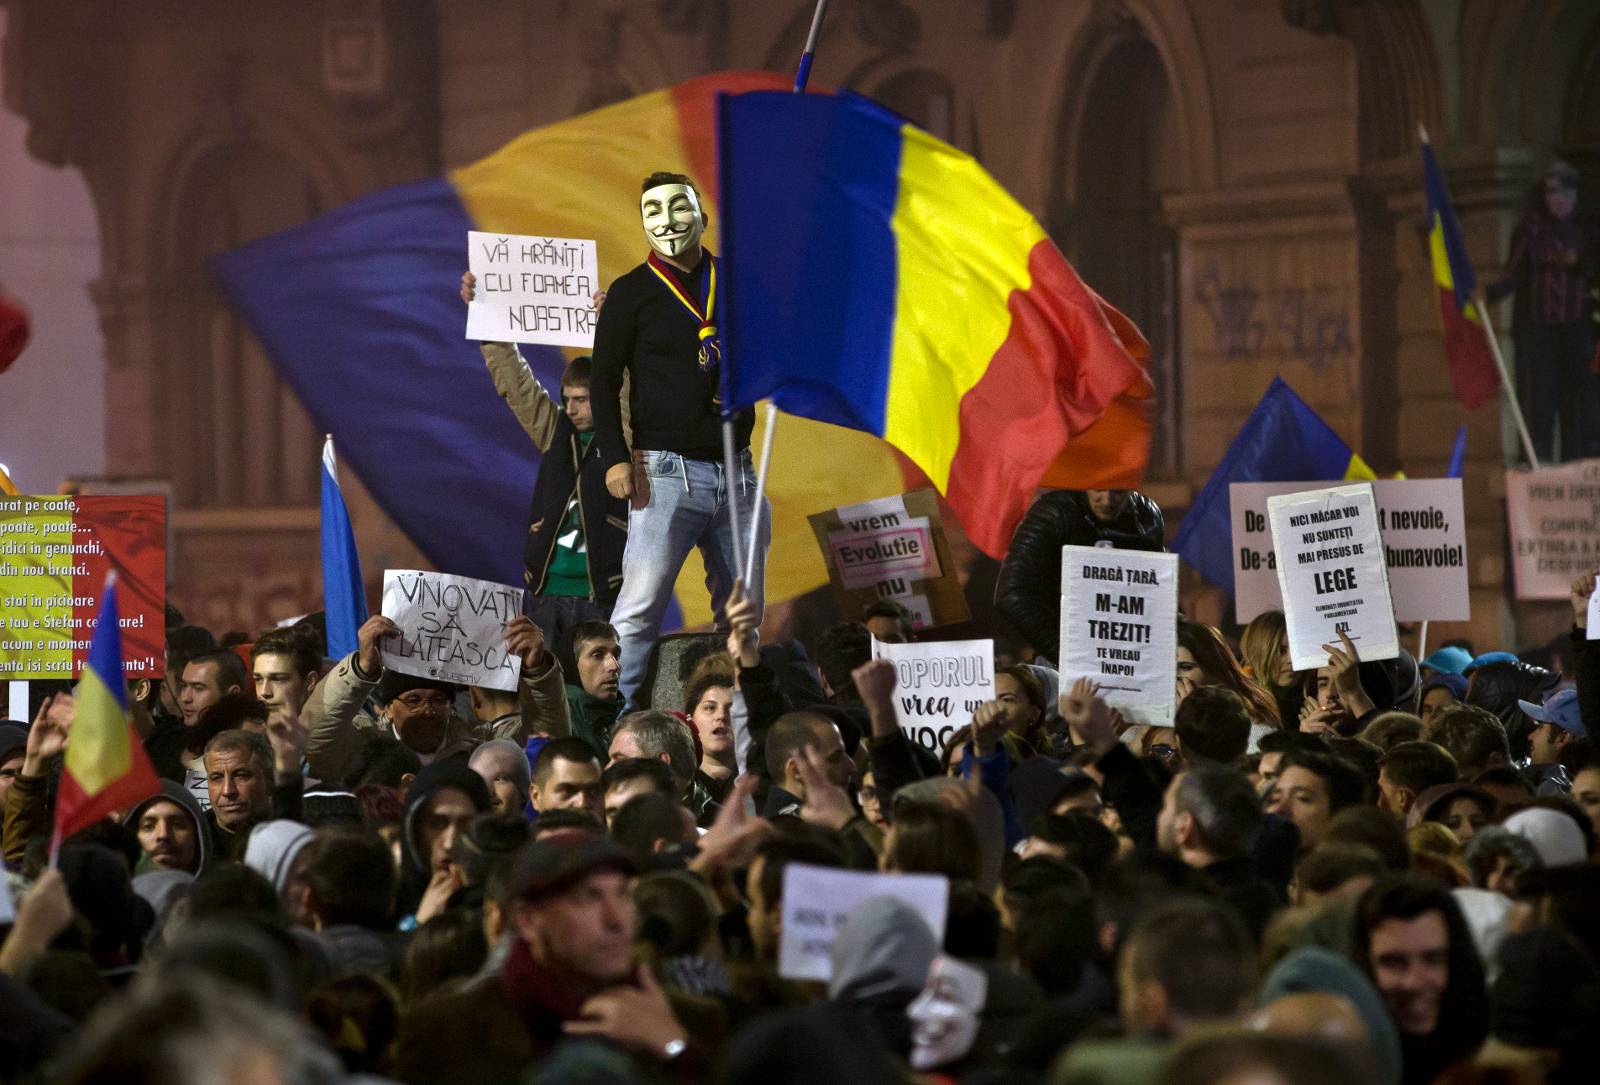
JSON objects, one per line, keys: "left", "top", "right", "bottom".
{"left": 1250, "top": 992, "right": 1375, "bottom": 1081}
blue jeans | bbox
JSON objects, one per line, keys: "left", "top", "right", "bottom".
{"left": 612, "top": 449, "right": 770, "bottom": 709}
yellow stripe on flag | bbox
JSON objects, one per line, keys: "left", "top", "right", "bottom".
{"left": 66, "top": 668, "right": 134, "bottom": 795}
{"left": 883, "top": 125, "right": 1046, "bottom": 491}
{"left": 0, "top": 465, "right": 17, "bottom": 495}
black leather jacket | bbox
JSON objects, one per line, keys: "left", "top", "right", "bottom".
{"left": 993, "top": 490, "right": 1165, "bottom": 662}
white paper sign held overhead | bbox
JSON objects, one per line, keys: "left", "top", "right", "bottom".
{"left": 381, "top": 569, "right": 524, "bottom": 691}
{"left": 466, "top": 231, "right": 599, "bottom": 348}
{"left": 1058, "top": 545, "right": 1179, "bottom": 725}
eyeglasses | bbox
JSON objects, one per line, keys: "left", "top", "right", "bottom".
{"left": 396, "top": 691, "right": 451, "bottom": 711}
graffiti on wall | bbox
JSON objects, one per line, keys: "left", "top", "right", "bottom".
{"left": 1193, "top": 263, "right": 1353, "bottom": 371}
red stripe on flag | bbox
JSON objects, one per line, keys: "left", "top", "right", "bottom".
{"left": 1438, "top": 286, "right": 1500, "bottom": 410}
{"left": 55, "top": 735, "right": 161, "bottom": 842}
{"left": 944, "top": 241, "right": 1152, "bottom": 558}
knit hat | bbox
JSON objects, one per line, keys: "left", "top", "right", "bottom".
{"left": 0, "top": 724, "right": 28, "bottom": 767}
{"left": 243, "top": 820, "right": 315, "bottom": 895}
{"left": 1465, "top": 651, "right": 1518, "bottom": 674}
{"left": 1502, "top": 807, "right": 1587, "bottom": 868}
{"left": 1421, "top": 647, "right": 1473, "bottom": 676}
{"left": 1420, "top": 674, "right": 1468, "bottom": 704}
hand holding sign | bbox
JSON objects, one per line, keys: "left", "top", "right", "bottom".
{"left": 1321, "top": 627, "right": 1376, "bottom": 718}
{"left": 357, "top": 615, "right": 401, "bottom": 675}
{"left": 505, "top": 616, "right": 547, "bottom": 671}
{"left": 1572, "top": 567, "right": 1598, "bottom": 638}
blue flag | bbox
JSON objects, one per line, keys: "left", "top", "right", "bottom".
{"left": 1446, "top": 424, "right": 1468, "bottom": 479}
{"left": 321, "top": 437, "right": 368, "bottom": 659}
{"left": 1171, "top": 378, "right": 1375, "bottom": 591}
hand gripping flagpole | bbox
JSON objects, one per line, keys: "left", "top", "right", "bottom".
{"left": 733, "top": 0, "right": 833, "bottom": 588}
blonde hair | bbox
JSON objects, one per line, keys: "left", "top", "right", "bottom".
{"left": 1239, "top": 610, "right": 1290, "bottom": 690}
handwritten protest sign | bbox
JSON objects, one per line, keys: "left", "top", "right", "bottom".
{"left": 809, "top": 490, "right": 968, "bottom": 630}
{"left": 778, "top": 863, "right": 949, "bottom": 982}
{"left": 381, "top": 570, "right": 523, "bottom": 691}
{"left": 871, "top": 637, "right": 994, "bottom": 753}
{"left": 0, "top": 495, "right": 166, "bottom": 678}
{"left": 1231, "top": 479, "right": 1468, "bottom": 622}
{"left": 1268, "top": 483, "right": 1398, "bottom": 671}
{"left": 1059, "top": 546, "right": 1178, "bottom": 726}
{"left": 1505, "top": 459, "right": 1600, "bottom": 600}
{"left": 465, "top": 231, "right": 599, "bottom": 348}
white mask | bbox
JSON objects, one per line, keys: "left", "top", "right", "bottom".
{"left": 906, "top": 956, "right": 987, "bottom": 1070}
{"left": 640, "top": 182, "right": 706, "bottom": 260}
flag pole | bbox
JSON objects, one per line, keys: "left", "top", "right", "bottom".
{"left": 1418, "top": 124, "right": 1539, "bottom": 470}
{"left": 736, "top": 0, "right": 832, "bottom": 588}
{"left": 1418, "top": 620, "right": 1430, "bottom": 665}
{"left": 1469, "top": 298, "right": 1540, "bottom": 469}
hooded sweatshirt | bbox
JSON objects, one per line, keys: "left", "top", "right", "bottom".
{"left": 828, "top": 895, "right": 938, "bottom": 1059}
{"left": 243, "top": 819, "right": 314, "bottom": 897}
{"left": 122, "top": 779, "right": 215, "bottom": 875}
{"left": 397, "top": 759, "right": 492, "bottom": 916}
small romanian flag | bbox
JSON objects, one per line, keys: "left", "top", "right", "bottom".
{"left": 717, "top": 91, "right": 1152, "bottom": 560}
{"left": 1421, "top": 140, "right": 1499, "bottom": 409}
{"left": 55, "top": 576, "right": 160, "bottom": 842}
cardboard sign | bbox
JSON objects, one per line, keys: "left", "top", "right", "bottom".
{"left": 1268, "top": 484, "right": 1398, "bottom": 671}
{"left": 0, "top": 495, "right": 166, "bottom": 678}
{"left": 1232, "top": 479, "right": 1469, "bottom": 622}
{"left": 871, "top": 637, "right": 995, "bottom": 754}
{"left": 465, "top": 231, "right": 599, "bottom": 348}
{"left": 1058, "top": 546, "right": 1179, "bottom": 726}
{"left": 381, "top": 569, "right": 523, "bottom": 691}
{"left": 777, "top": 863, "right": 949, "bottom": 982}
{"left": 809, "top": 490, "right": 968, "bottom": 630}
{"left": 1505, "top": 459, "right": 1600, "bottom": 600}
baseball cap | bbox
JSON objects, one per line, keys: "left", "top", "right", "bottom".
{"left": 1516, "top": 688, "right": 1584, "bottom": 738}
{"left": 506, "top": 830, "right": 636, "bottom": 904}
{"left": 1421, "top": 647, "right": 1473, "bottom": 676}
{"left": 0, "top": 724, "right": 28, "bottom": 766}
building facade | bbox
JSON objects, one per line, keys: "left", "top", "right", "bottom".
{"left": 3, "top": 0, "right": 1595, "bottom": 650}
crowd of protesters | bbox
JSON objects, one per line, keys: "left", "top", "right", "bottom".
{"left": 2, "top": 480, "right": 1598, "bottom": 1085}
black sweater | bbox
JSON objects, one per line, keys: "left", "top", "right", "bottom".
{"left": 589, "top": 251, "right": 754, "bottom": 469}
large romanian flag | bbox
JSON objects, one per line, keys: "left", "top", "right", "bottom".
{"left": 716, "top": 91, "right": 1152, "bottom": 559}
{"left": 213, "top": 72, "right": 910, "bottom": 628}
{"left": 1422, "top": 141, "right": 1499, "bottom": 409}
{"left": 56, "top": 577, "right": 160, "bottom": 841}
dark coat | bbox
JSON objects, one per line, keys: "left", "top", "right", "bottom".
{"left": 523, "top": 419, "right": 628, "bottom": 606}
{"left": 994, "top": 490, "right": 1165, "bottom": 662}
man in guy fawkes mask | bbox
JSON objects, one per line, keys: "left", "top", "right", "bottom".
{"left": 588, "top": 172, "right": 769, "bottom": 709}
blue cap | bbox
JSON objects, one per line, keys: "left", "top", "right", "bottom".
{"left": 1420, "top": 646, "right": 1473, "bottom": 676}
{"left": 1422, "top": 674, "right": 1468, "bottom": 703}
{"left": 1465, "top": 650, "right": 1518, "bottom": 674}
{"left": 1517, "top": 688, "right": 1584, "bottom": 738}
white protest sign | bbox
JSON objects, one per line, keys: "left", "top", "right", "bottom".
{"left": 1505, "top": 459, "right": 1600, "bottom": 600}
{"left": 1231, "top": 479, "right": 1469, "bottom": 622}
{"left": 1268, "top": 484, "right": 1399, "bottom": 671}
{"left": 465, "top": 231, "right": 599, "bottom": 348}
{"left": 871, "top": 637, "right": 995, "bottom": 753}
{"left": 826, "top": 493, "right": 942, "bottom": 592}
{"left": 1059, "top": 546, "right": 1178, "bottom": 726}
{"left": 380, "top": 569, "right": 523, "bottom": 691}
{"left": 778, "top": 863, "right": 949, "bottom": 982}
{"left": 1589, "top": 580, "right": 1599, "bottom": 642}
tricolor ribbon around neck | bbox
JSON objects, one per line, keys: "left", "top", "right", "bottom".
{"left": 647, "top": 251, "right": 722, "bottom": 373}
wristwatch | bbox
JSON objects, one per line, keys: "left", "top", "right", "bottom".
{"left": 661, "top": 1037, "right": 688, "bottom": 1062}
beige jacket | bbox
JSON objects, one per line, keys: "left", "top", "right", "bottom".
{"left": 301, "top": 651, "right": 570, "bottom": 785}
{"left": 479, "top": 342, "right": 630, "bottom": 451}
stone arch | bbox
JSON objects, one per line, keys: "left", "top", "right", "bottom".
{"left": 151, "top": 103, "right": 351, "bottom": 509}
{"left": 1049, "top": 9, "right": 1191, "bottom": 476}
{"left": 1460, "top": 0, "right": 1600, "bottom": 149}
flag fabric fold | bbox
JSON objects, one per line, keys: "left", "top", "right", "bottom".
{"left": 1422, "top": 143, "right": 1499, "bottom": 409}
{"left": 55, "top": 577, "right": 160, "bottom": 843}
{"left": 213, "top": 72, "right": 911, "bottom": 630}
{"left": 1171, "top": 377, "right": 1375, "bottom": 590}
{"left": 716, "top": 90, "right": 1152, "bottom": 559}
{"left": 321, "top": 436, "right": 368, "bottom": 660}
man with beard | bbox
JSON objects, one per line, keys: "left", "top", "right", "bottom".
{"left": 123, "top": 782, "right": 213, "bottom": 874}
